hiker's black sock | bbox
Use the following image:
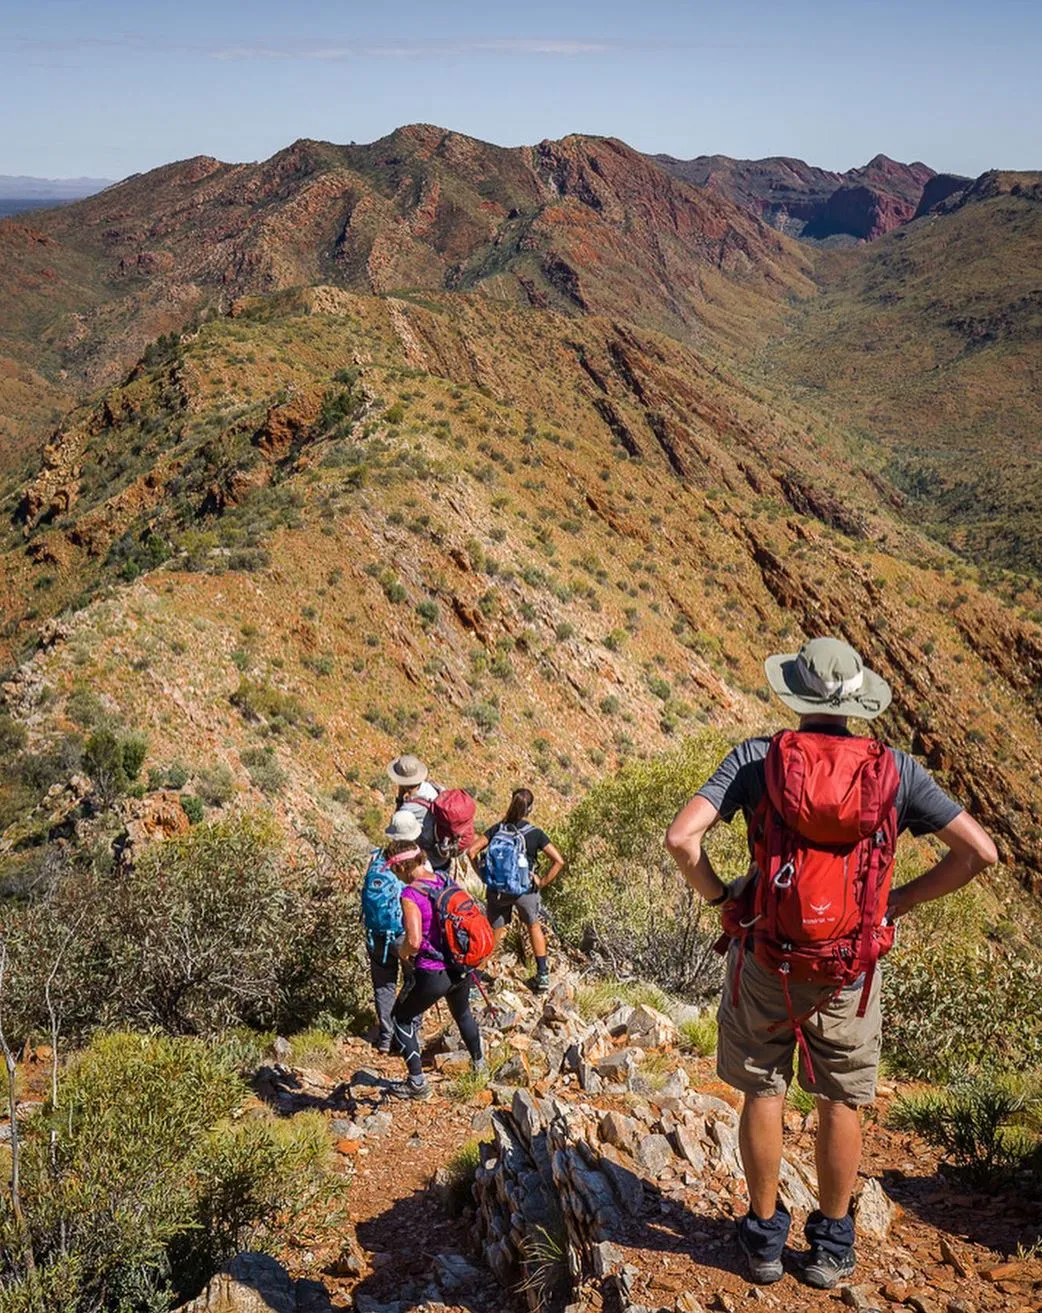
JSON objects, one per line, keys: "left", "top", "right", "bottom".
{"left": 535, "top": 955, "right": 548, "bottom": 976}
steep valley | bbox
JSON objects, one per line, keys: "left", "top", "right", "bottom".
{"left": 3, "top": 122, "right": 1042, "bottom": 1313}
{"left": 1, "top": 282, "right": 1041, "bottom": 899}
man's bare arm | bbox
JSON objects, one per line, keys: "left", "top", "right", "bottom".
{"left": 665, "top": 795, "right": 730, "bottom": 903}
{"left": 887, "top": 809, "right": 997, "bottom": 920}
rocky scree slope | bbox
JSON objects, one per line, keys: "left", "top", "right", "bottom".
{"left": 166, "top": 963, "right": 1042, "bottom": 1313}
{"left": 1, "top": 287, "right": 1041, "bottom": 892}
{"left": 0, "top": 125, "right": 812, "bottom": 452}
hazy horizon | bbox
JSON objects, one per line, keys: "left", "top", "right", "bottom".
{"left": 4, "top": 0, "right": 1041, "bottom": 179}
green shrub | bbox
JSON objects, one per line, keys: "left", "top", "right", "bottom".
{"left": 0, "top": 815, "right": 368, "bottom": 1043}
{"left": 242, "top": 746, "right": 287, "bottom": 795}
{"left": 889, "top": 1074, "right": 1040, "bottom": 1183}
{"left": 438, "top": 1138, "right": 482, "bottom": 1215}
{"left": 231, "top": 679, "right": 316, "bottom": 735}
{"left": 196, "top": 762, "right": 235, "bottom": 806}
{"left": 679, "top": 1013, "right": 718, "bottom": 1056}
{"left": 180, "top": 793, "right": 205, "bottom": 824}
{"left": 466, "top": 700, "right": 500, "bottom": 735}
{"left": 82, "top": 728, "right": 148, "bottom": 803}
{"left": 575, "top": 979, "right": 670, "bottom": 1020}
{"left": 0, "top": 714, "right": 27, "bottom": 754}
{"left": 548, "top": 731, "right": 747, "bottom": 995}
{"left": 882, "top": 881, "right": 1042, "bottom": 1080}
{"left": 378, "top": 570, "right": 407, "bottom": 604}
{"left": 0, "top": 1032, "right": 329, "bottom": 1307}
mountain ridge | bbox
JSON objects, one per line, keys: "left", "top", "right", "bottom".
{"left": 653, "top": 150, "right": 959, "bottom": 241}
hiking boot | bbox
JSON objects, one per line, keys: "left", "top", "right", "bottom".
{"left": 471, "top": 1058, "right": 488, "bottom": 1079}
{"left": 387, "top": 1078, "right": 432, "bottom": 1101}
{"left": 803, "top": 1210, "right": 855, "bottom": 1289}
{"left": 529, "top": 972, "right": 550, "bottom": 994}
{"left": 735, "top": 1205, "right": 790, "bottom": 1286}
{"left": 802, "top": 1246, "right": 856, "bottom": 1289}
{"left": 375, "top": 1039, "right": 392, "bottom": 1055}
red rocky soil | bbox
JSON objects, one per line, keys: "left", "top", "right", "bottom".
{"left": 257, "top": 985, "right": 1042, "bottom": 1313}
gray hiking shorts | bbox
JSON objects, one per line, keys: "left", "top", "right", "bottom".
{"left": 716, "top": 943, "right": 882, "bottom": 1107}
{"left": 486, "top": 887, "right": 542, "bottom": 930}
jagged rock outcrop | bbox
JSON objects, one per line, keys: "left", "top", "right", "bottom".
{"left": 474, "top": 1087, "right": 819, "bottom": 1313}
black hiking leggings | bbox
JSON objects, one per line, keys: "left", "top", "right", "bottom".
{"left": 391, "top": 967, "right": 482, "bottom": 1079}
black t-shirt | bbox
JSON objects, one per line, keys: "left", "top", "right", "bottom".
{"left": 484, "top": 821, "right": 551, "bottom": 873}
{"left": 697, "top": 727, "right": 961, "bottom": 838}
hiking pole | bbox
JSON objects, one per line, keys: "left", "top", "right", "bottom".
{"left": 470, "top": 968, "right": 500, "bottom": 1027}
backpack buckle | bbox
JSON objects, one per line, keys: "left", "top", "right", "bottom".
{"left": 773, "top": 860, "right": 795, "bottom": 889}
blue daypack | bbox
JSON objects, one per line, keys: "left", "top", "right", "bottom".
{"left": 361, "top": 850, "right": 405, "bottom": 962}
{"left": 482, "top": 823, "right": 534, "bottom": 897}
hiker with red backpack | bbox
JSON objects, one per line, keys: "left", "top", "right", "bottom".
{"left": 388, "top": 839, "right": 494, "bottom": 1101}
{"left": 666, "top": 637, "right": 996, "bottom": 1291}
{"left": 468, "top": 787, "right": 565, "bottom": 994}
{"left": 386, "top": 753, "right": 477, "bottom": 873}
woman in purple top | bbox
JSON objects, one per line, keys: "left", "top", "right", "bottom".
{"left": 389, "top": 844, "right": 484, "bottom": 1100}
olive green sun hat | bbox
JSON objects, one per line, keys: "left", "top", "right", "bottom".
{"left": 764, "top": 636, "right": 891, "bottom": 720}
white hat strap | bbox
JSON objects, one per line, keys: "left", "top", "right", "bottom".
{"left": 795, "top": 653, "right": 864, "bottom": 699}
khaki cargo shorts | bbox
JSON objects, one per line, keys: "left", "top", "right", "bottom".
{"left": 716, "top": 942, "right": 882, "bottom": 1106}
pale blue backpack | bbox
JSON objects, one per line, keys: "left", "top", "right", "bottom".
{"left": 483, "top": 823, "right": 534, "bottom": 897}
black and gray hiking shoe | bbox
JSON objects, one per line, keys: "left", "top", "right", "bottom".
{"left": 735, "top": 1210, "right": 788, "bottom": 1285}
{"left": 802, "top": 1209, "right": 856, "bottom": 1289}
{"left": 387, "top": 1078, "right": 432, "bottom": 1101}
{"left": 734, "top": 1207, "right": 782, "bottom": 1281}
{"left": 529, "top": 972, "right": 550, "bottom": 994}
{"left": 802, "top": 1246, "right": 856, "bottom": 1289}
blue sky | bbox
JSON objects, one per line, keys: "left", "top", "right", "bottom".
{"left": 3, "top": 0, "right": 1040, "bottom": 180}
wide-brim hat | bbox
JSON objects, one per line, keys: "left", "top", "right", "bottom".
{"left": 387, "top": 754, "right": 428, "bottom": 787}
{"left": 385, "top": 809, "right": 423, "bottom": 842}
{"left": 765, "top": 636, "right": 891, "bottom": 720}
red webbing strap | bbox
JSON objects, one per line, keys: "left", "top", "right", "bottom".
{"left": 779, "top": 966, "right": 816, "bottom": 1086}
{"left": 732, "top": 933, "right": 748, "bottom": 1007}
{"left": 857, "top": 961, "right": 876, "bottom": 1019}
{"left": 854, "top": 823, "right": 887, "bottom": 1017}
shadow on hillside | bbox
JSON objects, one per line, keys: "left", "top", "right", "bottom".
{"left": 878, "top": 1167, "right": 1042, "bottom": 1255}
{"left": 350, "top": 1139, "right": 762, "bottom": 1313}
{"left": 353, "top": 1185, "right": 522, "bottom": 1313}
{"left": 251, "top": 1063, "right": 411, "bottom": 1118}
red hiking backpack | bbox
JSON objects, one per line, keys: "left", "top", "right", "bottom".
{"left": 721, "top": 730, "right": 899, "bottom": 1071}
{"left": 416, "top": 788, "right": 476, "bottom": 857}
{"left": 417, "top": 877, "right": 494, "bottom": 970}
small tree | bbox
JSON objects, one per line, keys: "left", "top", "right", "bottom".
{"left": 82, "top": 730, "right": 147, "bottom": 805}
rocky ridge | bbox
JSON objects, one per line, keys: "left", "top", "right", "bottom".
{"left": 653, "top": 153, "right": 946, "bottom": 242}
{"left": 0, "top": 126, "right": 813, "bottom": 452}
{"left": 165, "top": 959, "right": 1042, "bottom": 1313}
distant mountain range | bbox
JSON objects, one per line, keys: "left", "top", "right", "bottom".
{"left": 0, "top": 175, "right": 113, "bottom": 200}
{"left": 0, "top": 176, "right": 114, "bottom": 219}
{"left": 652, "top": 152, "right": 970, "bottom": 242}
